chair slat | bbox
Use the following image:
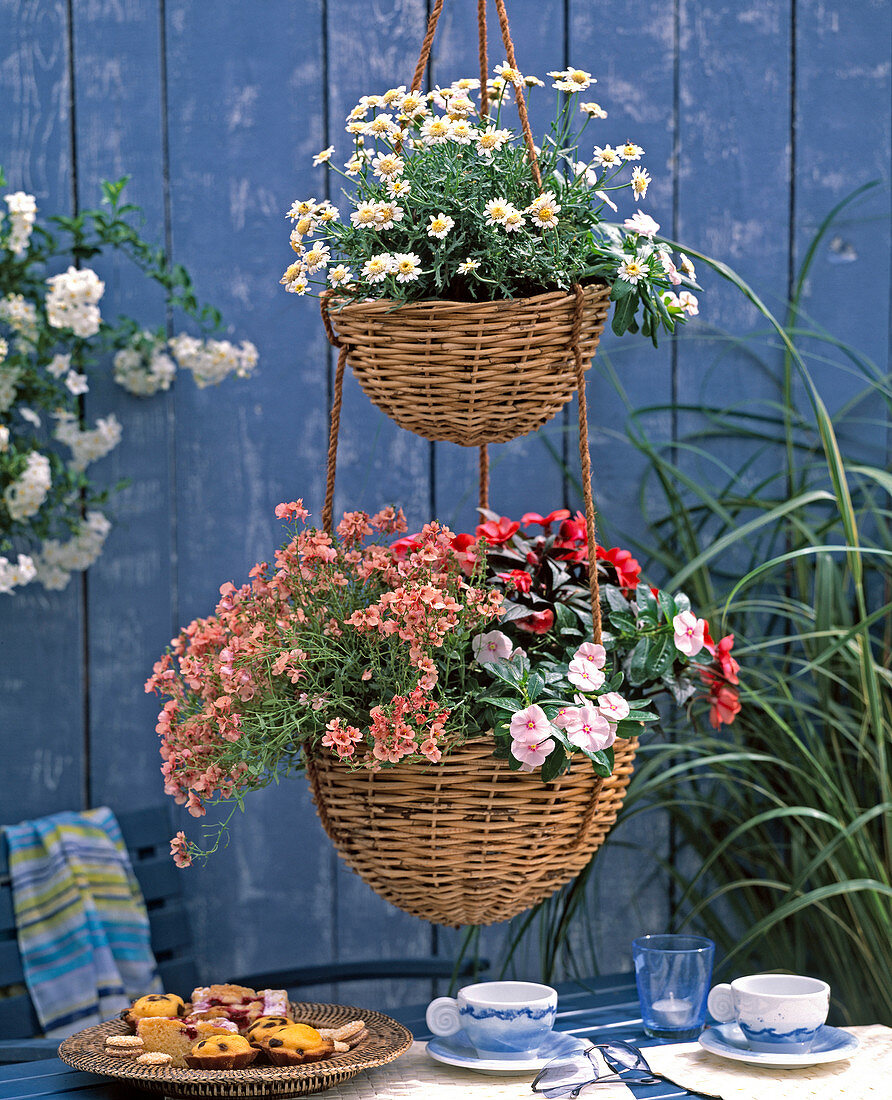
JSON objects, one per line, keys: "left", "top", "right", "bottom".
{"left": 0, "top": 994, "right": 39, "bottom": 1046}
{"left": 116, "top": 806, "right": 172, "bottom": 855}
{"left": 147, "top": 904, "right": 191, "bottom": 956}
{"left": 0, "top": 892, "right": 14, "bottom": 937}
{"left": 131, "top": 857, "right": 184, "bottom": 906}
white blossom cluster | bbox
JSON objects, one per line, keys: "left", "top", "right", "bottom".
{"left": 113, "top": 331, "right": 177, "bottom": 396}
{"left": 45, "top": 266, "right": 105, "bottom": 338}
{"left": 33, "top": 510, "right": 111, "bottom": 590}
{"left": 2, "top": 191, "right": 37, "bottom": 256}
{"left": 0, "top": 293, "right": 39, "bottom": 345}
{"left": 0, "top": 366, "right": 18, "bottom": 413}
{"left": 0, "top": 552, "right": 36, "bottom": 594}
{"left": 0, "top": 424, "right": 8, "bottom": 451}
{"left": 54, "top": 410, "right": 122, "bottom": 472}
{"left": 3, "top": 449, "right": 51, "bottom": 521}
{"left": 169, "top": 333, "right": 258, "bottom": 388}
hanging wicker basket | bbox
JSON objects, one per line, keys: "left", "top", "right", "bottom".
{"left": 306, "top": 736, "right": 637, "bottom": 927}
{"left": 324, "top": 284, "right": 611, "bottom": 447}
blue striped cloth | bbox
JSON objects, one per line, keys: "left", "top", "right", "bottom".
{"left": 5, "top": 807, "right": 162, "bottom": 1038}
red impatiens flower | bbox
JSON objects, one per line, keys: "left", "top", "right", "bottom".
{"left": 706, "top": 679, "right": 741, "bottom": 728}
{"left": 596, "top": 546, "right": 642, "bottom": 595}
{"left": 557, "top": 511, "right": 587, "bottom": 543}
{"left": 520, "top": 509, "right": 571, "bottom": 533}
{"left": 476, "top": 515, "right": 521, "bottom": 546}
{"left": 451, "top": 532, "right": 481, "bottom": 576}
{"left": 515, "top": 608, "right": 555, "bottom": 634}
{"left": 390, "top": 533, "right": 421, "bottom": 560}
{"left": 498, "top": 568, "right": 533, "bottom": 593}
{"left": 704, "top": 627, "right": 740, "bottom": 685}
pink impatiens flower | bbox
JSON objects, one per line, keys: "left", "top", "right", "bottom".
{"left": 673, "top": 610, "right": 706, "bottom": 656}
{"left": 509, "top": 704, "right": 556, "bottom": 770}
{"left": 472, "top": 629, "right": 513, "bottom": 665}
{"left": 567, "top": 655, "right": 605, "bottom": 692}
{"left": 554, "top": 704, "right": 615, "bottom": 753}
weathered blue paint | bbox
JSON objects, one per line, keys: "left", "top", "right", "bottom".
{"left": 0, "top": 0, "right": 889, "bottom": 996}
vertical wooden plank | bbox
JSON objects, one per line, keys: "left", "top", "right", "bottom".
{"left": 0, "top": 0, "right": 86, "bottom": 822}
{"left": 70, "top": 1, "right": 174, "bottom": 813}
{"left": 163, "top": 0, "right": 336, "bottom": 981}
{"left": 325, "top": 0, "right": 438, "bottom": 991}
{"left": 794, "top": 0, "right": 891, "bottom": 457}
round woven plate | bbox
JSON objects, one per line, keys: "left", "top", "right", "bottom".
{"left": 57, "top": 1003, "right": 413, "bottom": 1098}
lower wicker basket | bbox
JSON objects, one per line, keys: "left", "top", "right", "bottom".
{"left": 324, "top": 283, "right": 612, "bottom": 447}
{"left": 306, "top": 736, "right": 638, "bottom": 927}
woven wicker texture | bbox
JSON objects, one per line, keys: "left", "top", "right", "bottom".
{"left": 307, "top": 736, "right": 637, "bottom": 927}
{"left": 324, "top": 283, "right": 611, "bottom": 446}
{"left": 57, "top": 1004, "right": 413, "bottom": 1098}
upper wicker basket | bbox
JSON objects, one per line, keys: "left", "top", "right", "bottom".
{"left": 325, "top": 283, "right": 611, "bottom": 447}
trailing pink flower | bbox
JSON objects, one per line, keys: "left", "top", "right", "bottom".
{"left": 568, "top": 655, "right": 605, "bottom": 691}
{"left": 597, "top": 692, "right": 630, "bottom": 724}
{"left": 555, "top": 703, "right": 616, "bottom": 753}
{"left": 472, "top": 629, "right": 513, "bottom": 665}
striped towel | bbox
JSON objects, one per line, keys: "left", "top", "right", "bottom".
{"left": 5, "top": 807, "right": 162, "bottom": 1038}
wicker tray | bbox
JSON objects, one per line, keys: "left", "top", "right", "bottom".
{"left": 57, "top": 1003, "right": 413, "bottom": 1098}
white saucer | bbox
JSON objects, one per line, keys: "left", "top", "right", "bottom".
{"left": 699, "top": 1023, "right": 860, "bottom": 1067}
{"left": 426, "top": 1029, "right": 582, "bottom": 1075}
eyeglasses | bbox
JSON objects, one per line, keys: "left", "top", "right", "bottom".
{"left": 530, "top": 1039, "right": 723, "bottom": 1098}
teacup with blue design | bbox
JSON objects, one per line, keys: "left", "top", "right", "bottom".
{"left": 426, "top": 980, "right": 558, "bottom": 1059}
{"left": 707, "top": 974, "right": 830, "bottom": 1053}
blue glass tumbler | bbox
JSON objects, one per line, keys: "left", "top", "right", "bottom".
{"left": 632, "top": 934, "right": 715, "bottom": 1040}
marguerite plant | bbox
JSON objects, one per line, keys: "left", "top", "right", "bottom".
{"left": 0, "top": 171, "right": 257, "bottom": 594}
{"left": 281, "top": 65, "right": 701, "bottom": 344}
{"left": 146, "top": 500, "right": 740, "bottom": 865}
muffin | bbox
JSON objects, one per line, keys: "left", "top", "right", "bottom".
{"left": 123, "top": 993, "right": 186, "bottom": 1029}
{"left": 185, "top": 1034, "right": 259, "bottom": 1069}
{"left": 260, "top": 1023, "right": 335, "bottom": 1066}
{"left": 136, "top": 1016, "right": 238, "bottom": 1069}
{"left": 246, "top": 1016, "right": 292, "bottom": 1045}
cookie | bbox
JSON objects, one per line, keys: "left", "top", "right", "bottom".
{"left": 104, "top": 1035, "right": 145, "bottom": 1058}
{"left": 137, "top": 1051, "right": 172, "bottom": 1066}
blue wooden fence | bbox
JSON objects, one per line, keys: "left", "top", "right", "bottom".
{"left": 1, "top": 0, "right": 889, "bottom": 1001}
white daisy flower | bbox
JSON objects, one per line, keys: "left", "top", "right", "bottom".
{"left": 448, "top": 94, "right": 476, "bottom": 117}
{"left": 617, "top": 257, "right": 646, "bottom": 285}
{"left": 619, "top": 140, "right": 644, "bottom": 162}
{"left": 530, "top": 200, "right": 560, "bottom": 230}
{"left": 387, "top": 178, "right": 412, "bottom": 198}
{"left": 364, "top": 113, "right": 396, "bottom": 138}
{"left": 503, "top": 207, "right": 526, "bottom": 232}
{"left": 523, "top": 75, "right": 545, "bottom": 87}
{"left": 351, "top": 202, "right": 379, "bottom": 228}
{"left": 630, "top": 166, "right": 651, "bottom": 198}
{"left": 475, "top": 127, "right": 511, "bottom": 157}
{"left": 362, "top": 253, "right": 394, "bottom": 283}
{"left": 580, "top": 102, "right": 607, "bottom": 118}
{"left": 381, "top": 86, "right": 406, "bottom": 108}
{"left": 457, "top": 258, "right": 480, "bottom": 275}
{"left": 594, "top": 189, "right": 618, "bottom": 212}
{"left": 427, "top": 212, "right": 455, "bottom": 240}
{"left": 448, "top": 119, "right": 475, "bottom": 144}
{"left": 345, "top": 120, "right": 367, "bottom": 135}
{"left": 451, "top": 77, "right": 481, "bottom": 91}
{"left": 421, "top": 116, "right": 451, "bottom": 145}
{"left": 393, "top": 252, "right": 422, "bottom": 282}
{"left": 303, "top": 243, "right": 331, "bottom": 273}
{"left": 483, "top": 197, "right": 511, "bottom": 226}
{"left": 328, "top": 264, "right": 353, "bottom": 287}
{"left": 592, "top": 145, "right": 623, "bottom": 167}
{"left": 360, "top": 94, "right": 385, "bottom": 110}
{"left": 347, "top": 102, "right": 369, "bottom": 120}
{"left": 287, "top": 197, "right": 317, "bottom": 220}
{"left": 373, "top": 202, "right": 404, "bottom": 230}
{"left": 398, "top": 91, "right": 428, "bottom": 119}
{"left": 371, "top": 152, "right": 405, "bottom": 179}
{"left": 493, "top": 62, "right": 523, "bottom": 86}
{"left": 312, "top": 145, "right": 335, "bottom": 166}
{"left": 316, "top": 202, "right": 340, "bottom": 223}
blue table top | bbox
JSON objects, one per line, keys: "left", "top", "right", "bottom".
{"left": 0, "top": 973, "right": 698, "bottom": 1098}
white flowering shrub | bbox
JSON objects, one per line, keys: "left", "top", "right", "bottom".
{"left": 0, "top": 171, "right": 258, "bottom": 594}
{"left": 282, "top": 65, "right": 702, "bottom": 342}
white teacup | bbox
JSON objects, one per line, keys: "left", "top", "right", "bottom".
{"left": 426, "top": 980, "right": 557, "bottom": 1060}
{"left": 707, "top": 974, "right": 830, "bottom": 1053}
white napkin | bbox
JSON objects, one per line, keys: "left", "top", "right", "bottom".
{"left": 645, "top": 1024, "right": 892, "bottom": 1100}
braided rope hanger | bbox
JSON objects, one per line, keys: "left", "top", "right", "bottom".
{"left": 319, "top": 0, "right": 603, "bottom": 649}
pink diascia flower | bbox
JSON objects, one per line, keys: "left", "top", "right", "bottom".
{"left": 567, "top": 655, "right": 605, "bottom": 692}
{"left": 673, "top": 610, "right": 706, "bottom": 656}
{"left": 509, "top": 704, "right": 556, "bottom": 769}
{"left": 553, "top": 704, "right": 615, "bottom": 753}
{"left": 472, "top": 629, "right": 513, "bottom": 665}
{"left": 597, "top": 692, "right": 630, "bottom": 723}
